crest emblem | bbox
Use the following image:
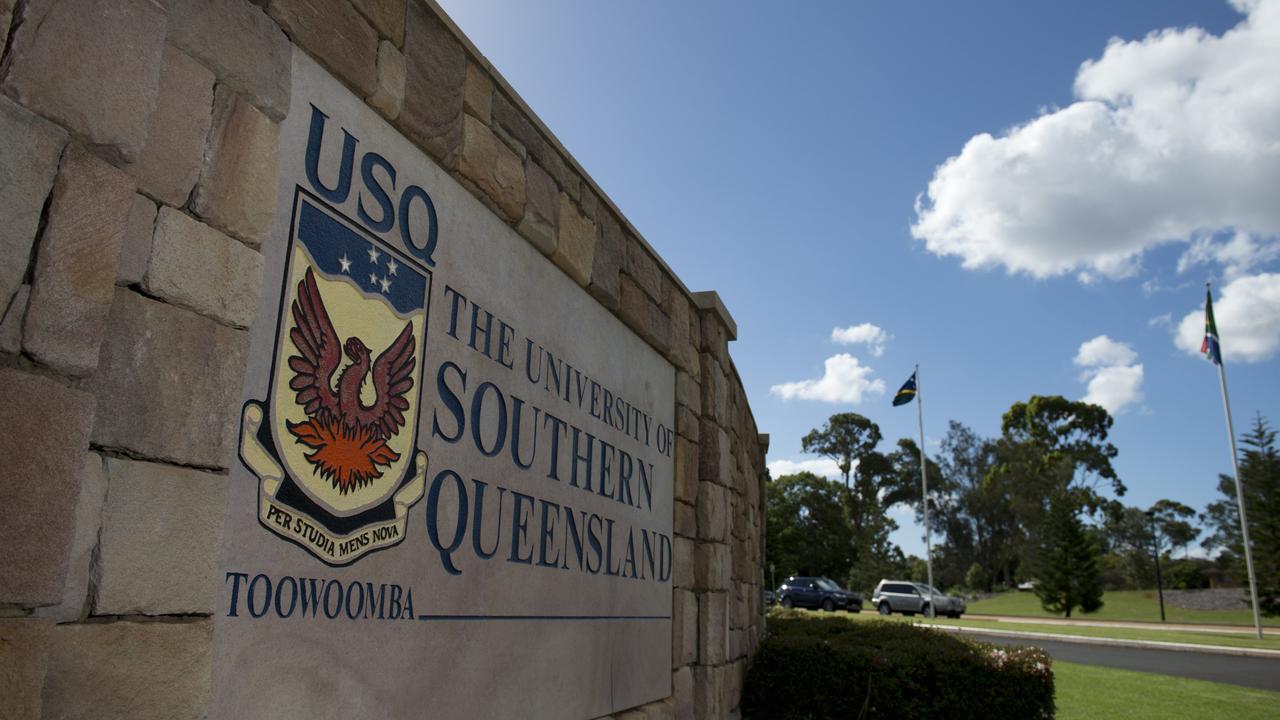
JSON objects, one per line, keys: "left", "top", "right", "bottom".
{"left": 240, "top": 189, "right": 430, "bottom": 565}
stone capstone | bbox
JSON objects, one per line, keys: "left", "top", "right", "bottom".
{"left": 463, "top": 60, "right": 494, "bottom": 123}
{"left": 517, "top": 158, "right": 559, "bottom": 256}
{"left": 23, "top": 145, "right": 135, "bottom": 377}
{"left": 143, "top": 208, "right": 264, "bottom": 329}
{"left": 0, "top": 284, "right": 29, "bottom": 354}
{"left": 90, "top": 289, "right": 248, "bottom": 469}
{"left": 0, "top": 369, "right": 95, "bottom": 606}
{"left": 94, "top": 457, "right": 227, "bottom": 615}
{"left": 42, "top": 620, "right": 212, "bottom": 720}
{"left": 0, "top": 95, "right": 66, "bottom": 312}
{"left": 166, "top": 0, "right": 291, "bottom": 120}
{"left": 0, "top": 0, "right": 166, "bottom": 164}
{"left": 588, "top": 209, "right": 624, "bottom": 311}
{"left": 132, "top": 45, "right": 215, "bottom": 208}
{"left": 191, "top": 86, "right": 280, "bottom": 248}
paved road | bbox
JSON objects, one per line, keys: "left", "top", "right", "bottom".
{"left": 965, "top": 613, "right": 1274, "bottom": 636}
{"left": 969, "top": 633, "right": 1280, "bottom": 692}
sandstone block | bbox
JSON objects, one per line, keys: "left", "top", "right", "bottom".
{"left": 0, "top": 284, "right": 29, "bottom": 354}
{"left": 695, "top": 542, "right": 730, "bottom": 592}
{"left": 166, "top": 0, "right": 291, "bottom": 120}
{"left": 464, "top": 60, "right": 494, "bottom": 123}
{"left": 0, "top": 96, "right": 66, "bottom": 310}
{"left": 459, "top": 113, "right": 526, "bottom": 222}
{"left": 492, "top": 91, "right": 579, "bottom": 199}
{"left": 0, "top": 617, "right": 53, "bottom": 720}
{"left": 625, "top": 238, "right": 663, "bottom": 302}
{"left": 192, "top": 86, "right": 280, "bottom": 248}
{"left": 676, "top": 404, "right": 699, "bottom": 442}
{"left": 696, "top": 481, "right": 729, "bottom": 549}
{"left": 692, "top": 664, "right": 725, "bottom": 720}
{"left": 90, "top": 289, "right": 248, "bottom": 469}
{"left": 95, "top": 457, "right": 227, "bottom": 615}
{"left": 368, "top": 40, "right": 406, "bottom": 121}
{"left": 143, "top": 208, "right": 264, "bottom": 328}
{"left": 34, "top": 454, "right": 107, "bottom": 623}
{"left": 672, "top": 536, "right": 694, "bottom": 589}
{"left": 697, "top": 420, "right": 731, "bottom": 486}
{"left": 0, "top": 369, "right": 95, "bottom": 606}
{"left": 553, "top": 192, "right": 596, "bottom": 286}
{"left": 352, "top": 0, "right": 406, "bottom": 44}
{"left": 674, "top": 499, "right": 696, "bottom": 539}
{"left": 398, "top": 1, "right": 465, "bottom": 165}
{"left": 1, "top": 0, "right": 165, "bottom": 163}
{"left": 43, "top": 619, "right": 212, "bottom": 720}
{"left": 133, "top": 45, "right": 215, "bottom": 207}
{"left": 0, "top": 0, "right": 11, "bottom": 57}
{"left": 269, "top": 0, "right": 379, "bottom": 97}
{"left": 638, "top": 700, "right": 675, "bottom": 720}
{"left": 675, "top": 371, "right": 700, "bottom": 413}
{"left": 588, "top": 209, "right": 623, "bottom": 311}
{"left": 673, "top": 588, "right": 697, "bottom": 667}
{"left": 674, "top": 436, "right": 698, "bottom": 505}
{"left": 620, "top": 274, "right": 672, "bottom": 354}
{"left": 23, "top": 146, "right": 135, "bottom": 376}
{"left": 663, "top": 291, "right": 698, "bottom": 375}
{"left": 517, "top": 158, "right": 558, "bottom": 255}
{"left": 699, "top": 353, "right": 729, "bottom": 423}
{"left": 672, "top": 666, "right": 693, "bottom": 720}
{"left": 117, "top": 194, "right": 159, "bottom": 286}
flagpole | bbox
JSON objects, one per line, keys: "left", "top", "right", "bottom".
{"left": 1209, "top": 283, "right": 1264, "bottom": 640}
{"left": 916, "top": 364, "right": 935, "bottom": 617}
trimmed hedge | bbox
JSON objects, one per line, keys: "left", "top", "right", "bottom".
{"left": 743, "top": 610, "right": 1054, "bottom": 719}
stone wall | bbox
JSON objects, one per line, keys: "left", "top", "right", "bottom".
{"left": 0, "top": 1, "right": 768, "bottom": 719}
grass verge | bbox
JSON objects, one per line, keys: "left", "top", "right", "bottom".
{"left": 967, "top": 590, "right": 1279, "bottom": 627}
{"left": 1054, "top": 660, "right": 1280, "bottom": 719}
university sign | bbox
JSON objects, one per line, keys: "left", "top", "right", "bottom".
{"left": 212, "top": 50, "right": 675, "bottom": 718}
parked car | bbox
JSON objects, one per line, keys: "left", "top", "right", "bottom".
{"left": 1017, "top": 580, "right": 1038, "bottom": 592}
{"left": 775, "top": 576, "right": 863, "bottom": 612}
{"left": 871, "top": 580, "right": 966, "bottom": 618}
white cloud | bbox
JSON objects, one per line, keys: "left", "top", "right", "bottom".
{"left": 911, "top": 0, "right": 1280, "bottom": 281}
{"left": 1148, "top": 312, "right": 1173, "bottom": 329}
{"left": 1177, "top": 232, "right": 1280, "bottom": 279}
{"left": 1075, "top": 335, "right": 1144, "bottom": 414}
{"left": 770, "top": 353, "right": 886, "bottom": 404}
{"left": 831, "top": 323, "right": 891, "bottom": 356}
{"left": 767, "top": 457, "right": 846, "bottom": 481}
{"left": 1176, "top": 272, "right": 1280, "bottom": 362}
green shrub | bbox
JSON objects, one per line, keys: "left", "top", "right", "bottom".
{"left": 743, "top": 610, "right": 1054, "bottom": 719}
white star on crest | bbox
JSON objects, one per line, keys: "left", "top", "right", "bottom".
{"left": 367, "top": 246, "right": 380, "bottom": 263}
{"left": 386, "top": 258, "right": 398, "bottom": 276}
{"left": 338, "top": 254, "right": 352, "bottom": 273}
{"left": 369, "top": 272, "right": 378, "bottom": 285}
{"left": 379, "top": 277, "right": 392, "bottom": 293}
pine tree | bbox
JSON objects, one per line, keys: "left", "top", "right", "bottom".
{"left": 1034, "top": 492, "right": 1104, "bottom": 618}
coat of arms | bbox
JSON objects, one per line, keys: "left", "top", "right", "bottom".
{"left": 240, "top": 189, "right": 429, "bottom": 565}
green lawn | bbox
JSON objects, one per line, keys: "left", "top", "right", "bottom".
{"left": 1054, "top": 661, "right": 1280, "bottom": 719}
{"left": 967, "top": 589, "right": 1280, "bottom": 627}
{"left": 833, "top": 610, "right": 1280, "bottom": 651}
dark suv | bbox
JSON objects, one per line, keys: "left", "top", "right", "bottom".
{"left": 776, "top": 576, "right": 863, "bottom": 612}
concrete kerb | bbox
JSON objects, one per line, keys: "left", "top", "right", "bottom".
{"left": 927, "top": 624, "right": 1280, "bottom": 659}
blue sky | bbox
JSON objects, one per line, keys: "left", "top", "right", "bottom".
{"left": 438, "top": 0, "right": 1280, "bottom": 556}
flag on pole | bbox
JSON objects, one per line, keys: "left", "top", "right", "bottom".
{"left": 892, "top": 371, "right": 917, "bottom": 406}
{"left": 1201, "top": 288, "right": 1222, "bottom": 365}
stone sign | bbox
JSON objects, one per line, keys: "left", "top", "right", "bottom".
{"left": 211, "top": 50, "right": 675, "bottom": 719}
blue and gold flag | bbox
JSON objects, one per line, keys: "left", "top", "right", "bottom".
{"left": 893, "top": 371, "right": 917, "bottom": 407}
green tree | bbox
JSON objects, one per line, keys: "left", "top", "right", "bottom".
{"left": 1202, "top": 415, "right": 1280, "bottom": 615}
{"left": 1149, "top": 499, "right": 1199, "bottom": 558}
{"left": 1034, "top": 492, "right": 1104, "bottom": 617}
{"left": 801, "top": 413, "right": 881, "bottom": 489}
{"left": 932, "top": 421, "right": 1019, "bottom": 590}
{"left": 765, "top": 472, "right": 855, "bottom": 582}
